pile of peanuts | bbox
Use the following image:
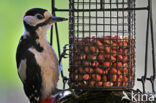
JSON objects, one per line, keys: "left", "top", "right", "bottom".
{"left": 69, "top": 35, "right": 135, "bottom": 88}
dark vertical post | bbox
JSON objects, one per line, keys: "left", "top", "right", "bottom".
{"left": 50, "top": 0, "right": 55, "bottom": 46}
{"left": 127, "top": 0, "right": 130, "bottom": 88}
{"left": 133, "top": 0, "right": 136, "bottom": 88}
{"left": 51, "top": 0, "right": 61, "bottom": 66}
{"left": 137, "top": 0, "right": 150, "bottom": 94}
{"left": 100, "top": 0, "right": 103, "bottom": 9}
{"left": 146, "top": 0, "right": 156, "bottom": 93}
{"left": 51, "top": 0, "right": 65, "bottom": 82}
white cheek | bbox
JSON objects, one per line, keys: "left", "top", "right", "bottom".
{"left": 36, "top": 24, "right": 51, "bottom": 36}
{"left": 24, "top": 16, "right": 45, "bottom": 26}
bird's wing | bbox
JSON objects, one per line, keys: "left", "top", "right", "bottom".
{"left": 16, "top": 36, "right": 29, "bottom": 69}
{"left": 18, "top": 50, "right": 42, "bottom": 103}
{"left": 16, "top": 37, "right": 24, "bottom": 68}
{"left": 16, "top": 35, "right": 43, "bottom": 69}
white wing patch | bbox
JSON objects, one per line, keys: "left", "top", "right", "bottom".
{"left": 18, "top": 59, "right": 27, "bottom": 82}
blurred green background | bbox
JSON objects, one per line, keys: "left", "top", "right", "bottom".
{"left": 0, "top": 0, "right": 69, "bottom": 102}
{"left": 0, "top": 0, "right": 155, "bottom": 103}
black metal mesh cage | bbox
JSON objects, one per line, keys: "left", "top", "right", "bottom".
{"left": 68, "top": 0, "right": 136, "bottom": 90}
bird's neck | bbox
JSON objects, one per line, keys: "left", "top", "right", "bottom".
{"left": 24, "top": 27, "right": 48, "bottom": 40}
{"left": 36, "top": 27, "right": 48, "bottom": 40}
{"left": 24, "top": 22, "right": 51, "bottom": 40}
{"left": 35, "top": 28, "right": 50, "bottom": 49}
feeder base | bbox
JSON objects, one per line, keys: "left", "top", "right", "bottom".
{"left": 57, "top": 90, "right": 156, "bottom": 103}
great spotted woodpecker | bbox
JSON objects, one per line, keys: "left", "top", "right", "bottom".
{"left": 16, "top": 8, "right": 67, "bottom": 103}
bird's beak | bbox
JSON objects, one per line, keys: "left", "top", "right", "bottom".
{"left": 50, "top": 16, "right": 68, "bottom": 23}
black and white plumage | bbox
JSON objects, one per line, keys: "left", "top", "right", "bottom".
{"left": 16, "top": 8, "right": 67, "bottom": 103}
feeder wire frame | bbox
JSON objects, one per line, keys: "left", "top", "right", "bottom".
{"left": 68, "top": 0, "right": 135, "bottom": 91}
{"left": 50, "top": 0, "right": 156, "bottom": 93}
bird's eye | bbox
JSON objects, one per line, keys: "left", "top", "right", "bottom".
{"left": 37, "top": 15, "right": 44, "bottom": 19}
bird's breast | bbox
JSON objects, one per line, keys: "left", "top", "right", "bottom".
{"left": 28, "top": 42, "right": 59, "bottom": 99}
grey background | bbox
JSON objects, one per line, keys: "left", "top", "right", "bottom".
{"left": 134, "top": 0, "right": 156, "bottom": 92}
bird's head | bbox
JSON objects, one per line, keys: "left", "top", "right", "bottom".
{"left": 23, "top": 8, "right": 67, "bottom": 36}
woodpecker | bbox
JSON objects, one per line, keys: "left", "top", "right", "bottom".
{"left": 16, "top": 8, "right": 67, "bottom": 103}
